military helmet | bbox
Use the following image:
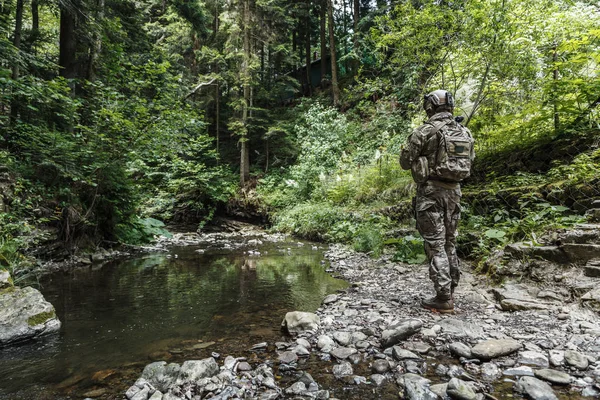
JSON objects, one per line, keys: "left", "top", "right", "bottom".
{"left": 423, "top": 89, "right": 454, "bottom": 113}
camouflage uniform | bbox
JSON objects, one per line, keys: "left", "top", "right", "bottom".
{"left": 400, "top": 111, "right": 474, "bottom": 301}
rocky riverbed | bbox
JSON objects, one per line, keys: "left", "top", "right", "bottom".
{"left": 123, "top": 238, "right": 600, "bottom": 400}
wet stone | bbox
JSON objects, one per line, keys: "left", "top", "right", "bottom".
{"left": 449, "top": 342, "right": 472, "bottom": 359}
{"left": 330, "top": 347, "right": 357, "bottom": 360}
{"left": 400, "top": 373, "right": 437, "bottom": 400}
{"left": 392, "top": 347, "right": 421, "bottom": 361}
{"left": 447, "top": 378, "right": 477, "bottom": 400}
{"left": 371, "top": 359, "right": 390, "bottom": 374}
{"left": 404, "top": 341, "right": 431, "bottom": 354}
{"left": 504, "top": 366, "right": 535, "bottom": 377}
{"left": 430, "top": 383, "right": 448, "bottom": 399}
{"left": 333, "top": 331, "right": 352, "bottom": 346}
{"left": 534, "top": 369, "right": 572, "bottom": 385}
{"left": 278, "top": 351, "right": 298, "bottom": 364}
{"left": 371, "top": 374, "right": 386, "bottom": 387}
{"left": 481, "top": 363, "right": 501, "bottom": 382}
{"left": 381, "top": 319, "right": 423, "bottom": 348}
{"left": 332, "top": 362, "right": 353, "bottom": 378}
{"left": 317, "top": 335, "right": 335, "bottom": 353}
{"left": 515, "top": 376, "right": 558, "bottom": 400}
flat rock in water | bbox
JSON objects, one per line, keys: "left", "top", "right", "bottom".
{"left": 381, "top": 319, "right": 423, "bottom": 348}
{"left": 0, "top": 286, "right": 61, "bottom": 346}
{"left": 392, "top": 346, "right": 420, "bottom": 361}
{"left": 278, "top": 351, "right": 298, "bottom": 364}
{"left": 281, "top": 311, "right": 320, "bottom": 334}
{"left": 330, "top": 347, "right": 357, "bottom": 360}
{"left": 447, "top": 378, "right": 477, "bottom": 400}
{"left": 534, "top": 369, "right": 572, "bottom": 385}
{"left": 332, "top": 361, "right": 353, "bottom": 378}
{"left": 175, "top": 358, "right": 219, "bottom": 385}
{"left": 471, "top": 339, "right": 521, "bottom": 360}
{"left": 449, "top": 342, "right": 472, "bottom": 358}
{"left": 437, "top": 319, "right": 484, "bottom": 339}
{"left": 564, "top": 350, "right": 588, "bottom": 370}
{"left": 400, "top": 373, "right": 437, "bottom": 400}
{"left": 515, "top": 376, "right": 558, "bottom": 400}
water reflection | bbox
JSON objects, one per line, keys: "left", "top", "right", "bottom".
{"left": 0, "top": 239, "right": 346, "bottom": 398}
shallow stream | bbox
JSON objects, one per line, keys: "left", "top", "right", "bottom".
{"left": 0, "top": 235, "right": 347, "bottom": 399}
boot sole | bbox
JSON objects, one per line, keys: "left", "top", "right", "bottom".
{"left": 421, "top": 304, "right": 455, "bottom": 314}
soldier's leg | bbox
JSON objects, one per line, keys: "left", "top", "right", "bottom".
{"left": 416, "top": 195, "right": 452, "bottom": 300}
{"left": 443, "top": 193, "right": 462, "bottom": 294}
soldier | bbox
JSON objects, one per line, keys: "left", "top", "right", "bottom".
{"left": 400, "top": 90, "right": 475, "bottom": 313}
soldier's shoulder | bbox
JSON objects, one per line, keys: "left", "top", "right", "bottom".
{"left": 412, "top": 122, "right": 436, "bottom": 137}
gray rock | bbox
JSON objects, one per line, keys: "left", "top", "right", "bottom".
{"left": 449, "top": 342, "right": 472, "bottom": 358}
{"left": 278, "top": 351, "right": 298, "bottom": 364}
{"left": 471, "top": 339, "right": 521, "bottom": 360}
{"left": 296, "top": 371, "right": 316, "bottom": 386}
{"left": 564, "top": 350, "right": 589, "bottom": 370}
{"left": 317, "top": 335, "right": 335, "bottom": 353}
{"left": 447, "top": 378, "right": 477, "bottom": 400}
{"left": 175, "top": 358, "right": 219, "bottom": 385}
{"left": 515, "top": 376, "right": 558, "bottom": 400}
{"left": 141, "top": 361, "right": 181, "bottom": 392}
{"left": 148, "top": 391, "right": 163, "bottom": 400}
{"left": 131, "top": 387, "right": 150, "bottom": 400}
{"left": 430, "top": 383, "right": 448, "bottom": 399}
{"left": 0, "top": 269, "right": 11, "bottom": 289}
{"left": 125, "top": 385, "right": 141, "bottom": 399}
{"left": 333, "top": 361, "right": 354, "bottom": 378}
{"left": 372, "top": 359, "right": 390, "bottom": 374}
{"left": 371, "top": 374, "right": 386, "bottom": 387}
{"left": 323, "top": 294, "right": 338, "bottom": 304}
{"left": 548, "top": 350, "right": 564, "bottom": 367}
{"left": 392, "top": 346, "right": 420, "bottom": 361}
{"left": 0, "top": 286, "right": 61, "bottom": 346}
{"left": 333, "top": 331, "right": 352, "bottom": 346}
{"left": 400, "top": 373, "right": 438, "bottom": 400}
{"left": 296, "top": 338, "right": 311, "bottom": 349}
{"left": 281, "top": 311, "right": 319, "bottom": 334}
{"left": 237, "top": 361, "right": 252, "bottom": 371}
{"left": 381, "top": 319, "right": 423, "bottom": 348}
{"left": 293, "top": 345, "right": 310, "bottom": 357}
{"left": 504, "top": 366, "right": 535, "bottom": 377}
{"left": 438, "top": 319, "right": 484, "bottom": 339}
{"left": 285, "top": 382, "right": 307, "bottom": 395}
{"left": 330, "top": 347, "right": 357, "bottom": 360}
{"left": 404, "top": 341, "right": 431, "bottom": 355}
{"left": 351, "top": 331, "right": 368, "bottom": 343}
{"left": 518, "top": 351, "right": 549, "bottom": 368}
{"left": 534, "top": 369, "right": 572, "bottom": 385}
{"left": 581, "top": 288, "right": 600, "bottom": 313}
{"left": 582, "top": 385, "right": 600, "bottom": 397}
{"left": 504, "top": 243, "right": 568, "bottom": 264}
{"left": 562, "top": 243, "right": 600, "bottom": 264}
{"left": 481, "top": 363, "right": 501, "bottom": 382}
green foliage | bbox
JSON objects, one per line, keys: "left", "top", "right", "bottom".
{"left": 385, "top": 235, "right": 426, "bottom": 265}
{"left": 115, "top": 217, "right": 172, "bottom": 245}
{"left": 353, "top": 225, "right": 384, "bottom": 257}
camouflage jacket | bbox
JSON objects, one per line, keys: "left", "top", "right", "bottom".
{"left": 399, "top": 112, "right": 475, "bottom": 182}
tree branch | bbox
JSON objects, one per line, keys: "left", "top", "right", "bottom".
{"left": 185, "top": 78, "right": 217, "bottom": 99}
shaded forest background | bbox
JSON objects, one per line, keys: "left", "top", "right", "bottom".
{"left": 1, "top": 0, "right": 599, "bottom": 273}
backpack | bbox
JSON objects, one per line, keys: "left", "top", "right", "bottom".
{"left": 428, "top": 119, "right": 473, "bottom": 182}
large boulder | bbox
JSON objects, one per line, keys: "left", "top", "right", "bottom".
{"left": 141, "top": 361, "right": 181, "bottom": 392}
{"left": 0, "top": 286, "right": 61, "bottom": 346}
{"left": 281, "top": 311, "right": 320, "bottom": 334}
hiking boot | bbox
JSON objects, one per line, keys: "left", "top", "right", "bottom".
{"left": 421, "top": 296, "right": 454, "bottom": 313}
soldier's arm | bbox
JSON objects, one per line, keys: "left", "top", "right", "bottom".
{"left": 400, "top": 127, "right": 427, "bottom": 170}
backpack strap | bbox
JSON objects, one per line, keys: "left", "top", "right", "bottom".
{"left": 426, "top": 119, "right": 453, "bottom": 172}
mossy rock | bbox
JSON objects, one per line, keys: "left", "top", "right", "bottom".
{"left": 27, "top": 310, "right": 57, "bottom": 327}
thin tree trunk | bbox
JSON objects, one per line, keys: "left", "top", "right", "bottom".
{"left": 12, "top": 0, "right": 23, "bottom": 80}
{"left": 320, "top": 0, "right": 326, "bottom": 86}
{"left": 553, "top": 45, "right": 560, "bottom": 134}
{"left": 353, "top": 0, "right": 359, "bottom": 74}
{"left": 305, "top": 0, "right": 312, "bottom": 96}
{"left": 327, "top": 0, "right": 340, "bottom": 106}
{"left": 59, "top": 4, "right": 78, "bottom": 79}
{"left": 31, "top": 0, "right": 39, "bottom": 45}
{"left": 87, "top": 0, "right": 104, "bottom": 80}
{"left": 240, "top": 0, "right": 251, "bottom": 186}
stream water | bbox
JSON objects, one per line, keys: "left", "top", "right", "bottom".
{"left": 0, "top": 236, "right": 347, "bottom": 399}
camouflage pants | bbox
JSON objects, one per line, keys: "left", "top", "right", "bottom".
{"left": 415, "top": 182, "right": 461, "bottom": 300}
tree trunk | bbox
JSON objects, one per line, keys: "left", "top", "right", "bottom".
{"left": 353, "top": 0, "right": 359, "bottom": 74}
{"left": 320, "top": 0, "right": 326, "bottom": 86}
{"left": 31, "top": 0, "right": 39, "bottom": 46}
{"left": 59, "top": 3, "right": 78, "bottom": 79}
{"left": 305, "top": 0, "right": 312, "bottom": 96}
{"left": 240, "top": 0, "right": 251, "bottom": 186}
{"left": 87, "top": 0, "right": 104, "bottom": 80}
{"left": 327, "top": 0, "right": 340, "bottom": 106}
{"left": 12, "top": 0, "right": 23, "bottom": 80}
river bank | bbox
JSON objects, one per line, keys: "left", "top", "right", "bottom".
{"left": 122, "top": 226, "right": 600, "bottom": 400}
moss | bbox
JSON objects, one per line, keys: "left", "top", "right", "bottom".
{"left": 27, "top": 310, "right": 56, "bottom": 326}
{"left": 0, "top": 286, "right": 16, "bottom": 295}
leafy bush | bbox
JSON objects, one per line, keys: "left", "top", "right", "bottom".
{"left": 353, "top": 225, "right": 384, "bottom": 257}
{"left": 385, "top": 235, "right": 426, "bottom": 264}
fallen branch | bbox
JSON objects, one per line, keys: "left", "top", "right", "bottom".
{"left": 185, "top": 78, "right": 217, "bottom": 99}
